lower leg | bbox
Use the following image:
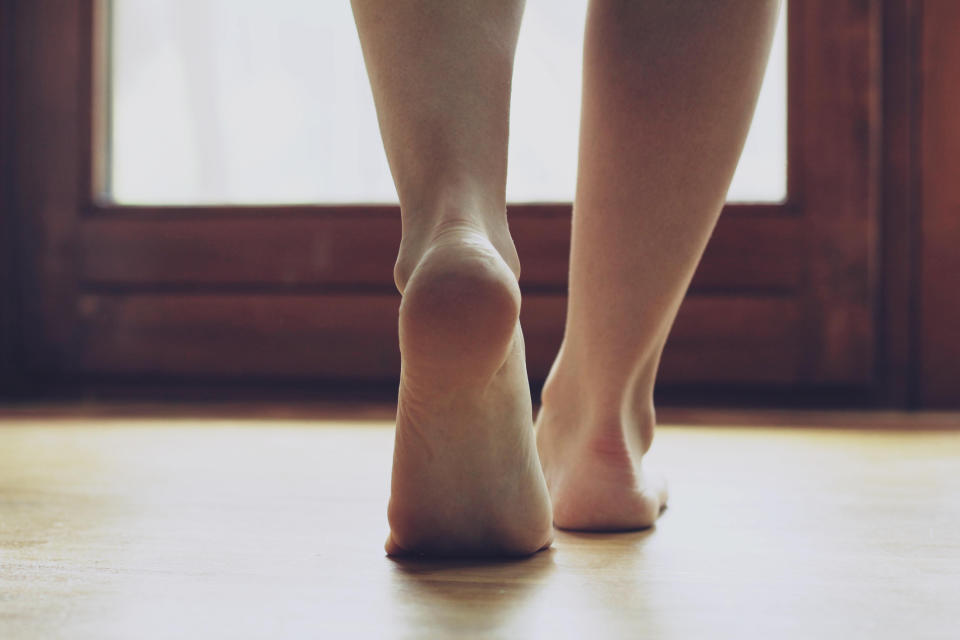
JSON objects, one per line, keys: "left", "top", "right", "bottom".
{"left": 537, "top": 0, "right": 781, "bottom": 529}
{"left": 351, "top": 0, "right": 553, "bottom": 555}
{"left": 351, "top": 0, "right": 525, "bottom": 289}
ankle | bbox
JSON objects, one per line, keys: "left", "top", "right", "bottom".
{"left": 394, "top": 207, "right": 520, "bottom": 293}
{"left": 540, "top": 350, "right": 657, "bottom": 453}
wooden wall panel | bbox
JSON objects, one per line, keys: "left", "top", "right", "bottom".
{"left": 9, "top": 1, "right": 84, "bottom": 375}
{"left": 879, "top": 0, "right": 921, "bottom": 406}
{"left": 0, "top": 0, "right": 18, "bottom": 392}
{"left": 797, "top": 0, "right": 880, "bottom": 384}
{"left": 920, "top": 0, "right": 960, "bottom": 407}
{"left": 76, "top": 294, "right": 402, "bottom": 378}
{"left": 80, "top": 212, "right": 803, "bottom": 293}
{"left": 76, "top": 293, "right": 802, "bottom": 385}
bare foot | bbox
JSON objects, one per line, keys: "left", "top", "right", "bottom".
{"left": 385, "top": 222, "right": 554, "bottom": 557}
{"left": 535, "top": 359, "right": 668, "bottom": 531}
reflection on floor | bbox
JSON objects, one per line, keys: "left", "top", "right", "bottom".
{"left": 1, "top": 407, "right": 958, "bottom": 639}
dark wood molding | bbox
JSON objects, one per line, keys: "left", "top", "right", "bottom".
{"left": 879, "top": 0, "right": 922, "bottom": 407}
{"left": 795, "top": 0, "right": 881, "bottom": 385}
{"left": 73, "top": 293, "right": 802, "bottom": 386}
{"left": 78, "top": 211, "right": 803, "bottom": 294}
{"left": 10, "top": 1, "right": 85, "bottom": 384}
{"left": 0, "top": 0, "right": 19, "bottom": 394}
{"left": 919, "top": 0, "right": 960, "bottom": 407}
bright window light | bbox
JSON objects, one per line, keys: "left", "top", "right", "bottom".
{"left": 110, "top": 0, "right": 786, "bottom": 205}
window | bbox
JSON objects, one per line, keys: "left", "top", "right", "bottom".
{"left": 109, "top": 0, "right": 786, "bottom": 205}
{"left": 8, "top": 0, "right": 916, "bottom": 404}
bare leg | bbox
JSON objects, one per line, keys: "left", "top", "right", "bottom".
{"left": 351, "top": 0, "right": 553, "bottom": 556}
{"left": 536, "top": 0, "right": 781, "bottom": 530}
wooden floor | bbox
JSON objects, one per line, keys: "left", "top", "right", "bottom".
{"left": 1, "top": 407, "right": 958, "bottom": 639}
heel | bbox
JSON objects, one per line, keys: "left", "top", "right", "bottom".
{"left": 398, "top": 237, "right": 520, "bottom": 382}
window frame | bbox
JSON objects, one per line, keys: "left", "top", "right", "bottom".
{"left": 4, "top": 0, "right": 946, "bottom": 407}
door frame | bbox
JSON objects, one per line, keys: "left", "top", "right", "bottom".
{"left": 2, "top": 0, "right": 952, "bottom": 408}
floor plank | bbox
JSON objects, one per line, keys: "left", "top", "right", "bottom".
{"left": 1, "top": 411, "right": 958, "bottom": 639}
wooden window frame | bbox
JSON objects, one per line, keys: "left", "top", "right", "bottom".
{"left": 2, "top": 0, "right": 955, "bottom": 408}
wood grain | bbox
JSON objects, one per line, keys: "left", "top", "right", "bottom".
{"left": 920, "top": 0, "right": 960, "bottom": 407}
{"left": 879, "top": 0, "right": 921, "bottom": 406}
{"left": 73, "top": 293, "right": 803, "bottom": 384}
{"left": 0, "top": 410, "right": 957, "bottom": 639}
{"left": 8, "top": 1, "right": 84, "bottom": 375}
{"left": 797, "top": 0, "right": 880, "bottom": 384}
{"left": 79, "top": 210, "right": 803, "bottom": 293}
{"left": 0, "top": 0, "right": 19, "bottom": 393}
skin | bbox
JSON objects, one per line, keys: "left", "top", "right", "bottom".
{"left": 350, "top": 0, "right": 781, "bottom": 555}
